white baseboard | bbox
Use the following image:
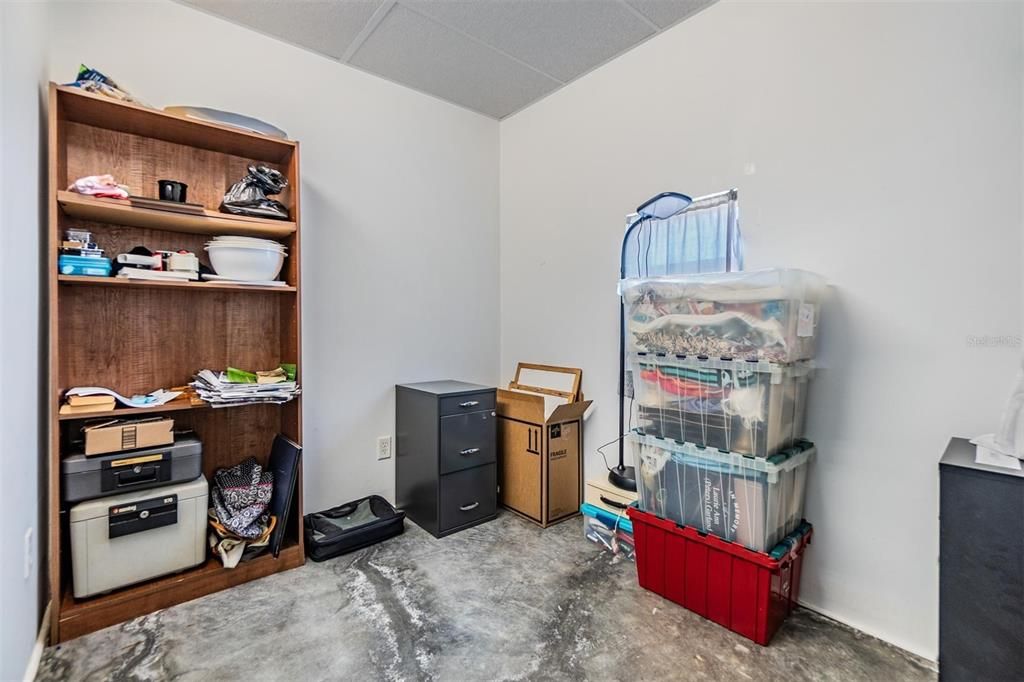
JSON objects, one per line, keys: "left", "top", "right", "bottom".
{"left": 797, "top": 598, "right": 938, "bottom": 669}
{"left": 22, "top": 600, "right": 51, "bottom": 682}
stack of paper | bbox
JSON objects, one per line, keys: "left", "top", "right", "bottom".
{"left": 191, "top": 369, "right": 301, "bottom": 408}
{"left": 64, "top": 386, "right": 183, "bottom": 409}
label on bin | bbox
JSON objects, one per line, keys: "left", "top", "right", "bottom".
{"left": 797, "top": 303, "right": 815, "bottom": 337}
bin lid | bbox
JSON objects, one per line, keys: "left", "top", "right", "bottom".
{"left": 619, "top": 268, "right": 826, "bottom": 304}
{"left": 69, "top": 474, "right": 208, "bottom": 523}
{"left": 632, "top": 431, "right": 815, "bottom": 482}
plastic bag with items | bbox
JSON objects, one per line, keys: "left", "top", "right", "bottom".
{"left": 220, "top": 165, "right": 290, "bottom": 220}
{"left": 994, "top": 357, "right": 1024, "bottom": 458}
{"left": 973, "top": 356, "right": 1024, "bottom": 464}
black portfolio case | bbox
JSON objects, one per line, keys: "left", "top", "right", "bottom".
{"left": 304, "top": 495, "right": 405, "bottom": 561}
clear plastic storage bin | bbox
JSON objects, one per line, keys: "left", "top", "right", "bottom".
{"left": 620, "top": 268, "right": 826, "bottom": 362}
{"left": 632, "top": 432, "right": 813, "bottom": 553}
{"left": 628, "top": 353, "right": 812, "bottom": 458}
{"left": 581, "top": 502, "right": 635, "bottom": 561}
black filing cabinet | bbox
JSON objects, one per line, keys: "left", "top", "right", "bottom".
{"left": 396, "top": 381, "right": 498, "bottom": 538}
{"left": 939, "top": 437, "right": 1024, "bottom": 680}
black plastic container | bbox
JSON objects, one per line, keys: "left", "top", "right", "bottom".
{"left": 158, "top": 179, "right": 188, "bottom": 203}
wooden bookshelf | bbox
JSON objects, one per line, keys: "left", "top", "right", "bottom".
{"left": 47, "top": 83, "right": 304, "bottom": 643}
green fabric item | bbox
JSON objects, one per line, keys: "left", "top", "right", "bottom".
{"left": 226, "top": 364, "right": 296, "bottom": 383}
{"left": 226, "top": 367, "right": 258, "bottom": 383}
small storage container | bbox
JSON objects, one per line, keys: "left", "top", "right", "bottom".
{"left": 58, "top": 254, "right": 112, "bottom": 277}
{"left": 584, "top": 475, "right": 637, "bottom": 518}
{"left": 70, "top": 475, "right": 208, "bottom": 598}
{"left": 628, "top": 505, "right": 812, "bottom": 645}
{"left": 628, "top": 353, "right": 811, "bottom": 458}
{"left": 62, "top": 435, "right": 202, "bottom": 503}
{"left": 633, "top": 432, "right": 813, "bottom": 552}
{"left": 620, "top": 268, "right": 825, "bottom": 362}
{"left": 581, "top": 502, "right": 635, "bottom": 561}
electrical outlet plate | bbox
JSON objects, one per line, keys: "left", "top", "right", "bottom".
{"left": 377, "top": 435, "right": 392, "bottom": 460}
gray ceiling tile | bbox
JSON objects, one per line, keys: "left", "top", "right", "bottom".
{"left": 184, "top": 0, "right": 383, "bottom": 59}
{"left": 349, "top": 4, "right": 560, "bottom": 118}
{"left": 623, "top": 0, "right": 715, "bottom": 30}
{"left": 404, "top": 0, "right": 654, "bottom": 83}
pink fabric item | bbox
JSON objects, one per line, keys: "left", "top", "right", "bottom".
{"left": 68, "top": 174, "right": 129, "bottom": 199}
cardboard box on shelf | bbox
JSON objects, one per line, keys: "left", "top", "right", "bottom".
{"left": 84, "top": 417, "right": 174, "bottom": 456}
{"left": 497, "top": 363, "right": 592, "bottom": 528}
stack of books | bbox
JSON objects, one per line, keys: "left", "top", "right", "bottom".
{"left": 190, "top": 369, "right": 301, "bottom": 408}
{"left": 59, "top": 394, "right": 116, "bottom": 415}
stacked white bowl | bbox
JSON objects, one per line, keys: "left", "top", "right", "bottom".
{"left": 205, "top": 236, "right": 287, "bottom": 281}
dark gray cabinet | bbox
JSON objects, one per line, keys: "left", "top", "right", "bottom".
{"left": 939, "top": 437, "right": 1024, "bottom": 680}
{"left": 396, "top": 381, "right": 498, "bottom": 538}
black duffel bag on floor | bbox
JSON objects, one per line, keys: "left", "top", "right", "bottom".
{"left": 303, "top": 495, "right": 405, "bottom": 561}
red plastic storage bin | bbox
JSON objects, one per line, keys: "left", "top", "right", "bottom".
{"left": 627, "top": 506, "right": 812, "bottom": 645}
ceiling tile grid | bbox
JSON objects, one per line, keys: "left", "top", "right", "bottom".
{"left": 181, "top": 0, "right": 717, "bottom": 118}
{"left": 402, "top": 0, "right": 655, "bottom": 84}
{"left": 624, "top": 0, "right": 713, "bottom": 29}
{"left": 183, "top": 0, "right": 386, "bottom": 59}
{"left": 350, "top": 3, "right": 561, "bottom": 119}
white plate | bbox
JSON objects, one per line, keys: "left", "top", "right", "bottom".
{"left": 201, "top": 274, "right": 288, "bottom": 287}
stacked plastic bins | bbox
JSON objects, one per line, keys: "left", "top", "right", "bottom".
{"left": 621, "top": 268, "right": 825, "bottom": 645}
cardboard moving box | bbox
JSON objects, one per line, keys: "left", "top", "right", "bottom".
{"left": 498, "top": 363, "right": 592, "bottom": 527}
{"left": 84, "top": 417, "right": 174, "bottom": 456}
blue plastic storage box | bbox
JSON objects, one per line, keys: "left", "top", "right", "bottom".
{"left": 59, "top": 255, "right": 111, "bottom": 277}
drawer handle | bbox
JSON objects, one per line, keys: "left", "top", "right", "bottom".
{"left": 459, "top": 401, "right": 480, "bottom": 408}
{"left": 459, "top": 502, "right": 480, "bottom": 512}
{"left": 460, "top": 447, "right": 481, "bottom": 456}
{"left": 599, "top": 495, "right": 628, "bottom": 510}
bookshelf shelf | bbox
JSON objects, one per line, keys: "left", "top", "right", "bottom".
{"left": 57, "top": 191, "right": 297, "bottom": 238}
{"left": 57, "top": 274, "right": 297, "bottom": 293}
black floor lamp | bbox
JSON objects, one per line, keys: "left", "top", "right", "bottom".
{"left": 609, "top": 192, "right": 693, "bottom": 492}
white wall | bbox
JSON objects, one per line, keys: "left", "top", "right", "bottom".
{"left": 0, "top": 2, "right": 48, "bottom": 678}
{"left": 500, "top": 0, "right": 1023, "bottom": 660}
{"left": 43, "top": 0, "right": 501, "bottom": 512}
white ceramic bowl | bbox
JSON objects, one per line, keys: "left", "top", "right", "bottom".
{"left": 205, "top": 244, "right": 285, "bottom": 281}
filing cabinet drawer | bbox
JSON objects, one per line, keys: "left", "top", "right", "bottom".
{"left": 440, "top": 410, "right": 496, "bottom": 474}
{"left": 439, "top": 464, "right": 497, "bottom": 531}
{"left": 439, "top": 391, "right": 496, "bottom": 417}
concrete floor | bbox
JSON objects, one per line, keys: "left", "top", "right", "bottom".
{"left": 38, "top": 512, "right": 935, "bottom": 681}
